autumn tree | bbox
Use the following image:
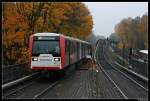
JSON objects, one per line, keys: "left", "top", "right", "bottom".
{"left": 2, "top": 2, "right": 26, "bottom": 65}
{"left": 138, "top": 14, "right": 148, "bottom": 49}
{"left": 115, "top": 18, "right": 131, "bottom": 48}
{"left": 114, "top": 14, "right": 148, "bottom": 50}
{"left": 62, "top": 3, "right": 93, "bottom": 39}
{"left": 2, "top": 2, "right": 93, "bottom": 65}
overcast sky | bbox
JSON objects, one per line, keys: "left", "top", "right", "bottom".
{"left": 83, "top": 2, "right": 148, "bottom": 38}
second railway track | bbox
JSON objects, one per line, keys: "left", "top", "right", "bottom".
{"left": 95, "top": 40, "right": 148, "bottom": 99}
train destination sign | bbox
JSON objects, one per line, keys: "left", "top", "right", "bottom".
{"left": 34, "top": 36, "right": 59, "bottom": 40}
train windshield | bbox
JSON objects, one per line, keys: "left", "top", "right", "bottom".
{"left": 32, "top": 40, "right": 60, "bottom": 56}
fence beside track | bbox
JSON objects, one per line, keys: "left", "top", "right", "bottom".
{"left": 2, "top": 62, "right": 34, "bottom": 84}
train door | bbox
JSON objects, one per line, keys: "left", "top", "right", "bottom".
{"left": 69, "top": 40, "right": 71, "bottom": 64}
{"left": 77, "top": 42, "right": 79, "bottom": 60}
{"left": 69, "top": 40, "right": 74, "bottom": 64}
{"left": 75, "top": 42, "right": 78, "bottom": 62}
{"left": 65, "top": 39, "right": 69, "bottom": 67}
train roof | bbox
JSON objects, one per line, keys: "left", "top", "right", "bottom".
{"left": 33, "top": 32, "right": 90, "bottom": 45}
{"left": 64, "top": 35, "right": 90, "bottom": 45}
{"left": 33, "top": 32, "right": 60, "bottom": 36}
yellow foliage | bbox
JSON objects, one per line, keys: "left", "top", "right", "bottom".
{"left": 2, "top": 2, "right": 93, "bottom": 65}
{"left": 115, "top": 14, "right": 148, "bottom": 50}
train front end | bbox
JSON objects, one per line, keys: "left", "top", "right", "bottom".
{"left": 29, "top": 33, "right": 63, "bottom": 71}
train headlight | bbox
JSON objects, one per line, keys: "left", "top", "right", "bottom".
{"left": 32, "top": 58, "right": 38, "bottom": 61}
{"left": 54, "top": 58, "right": 60, "bottom": 61}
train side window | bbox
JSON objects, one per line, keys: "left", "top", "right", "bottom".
{"left": 82, "top": 43, "right": 84, "bottom": 57}
{"left": 70, "top": 41, "right": 72, "bottom": 54}
{"left": 74, "top": 42, "right": 77, "bottom": 53}
{"left": 65, "top": 40, "right": 68, "bottom": 53}
{"left": 67, "top": 40, "right": 70, "bottom": 53}
{"left": 83, "top": 44, "right": 84, "bottom": 57}
{"left": 65, "top": 40, "right": 67, "bottom": 52}
{"left": 65, "top": 39, "right": 69, "bottom": 54}
{"left": 72, "top": 42, "right": 74, "bottom": 54}
{"left": 72, "top": 41, "right": 73, "bottom": 54}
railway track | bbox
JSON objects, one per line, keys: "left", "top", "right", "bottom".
{"left": 3, "top": 77, "right": 40, "bottom": 99}
{"left": 104, "top": 44, "right": 148, "bottom": 91}
{"left": 104, "top": 51, "right": 148, "bottom": 91}
{"left": 2, "top": 65, "right": 83, "bottom": 99}
{"left": 95, "top": 40, "right": 148, "bottom": 99}
{"left": 33, "top": 78, "right": 62, "bottom": 99}
{"left": 2, "top": 73, "right": 66, "bottom": 99}
{"left": 3, "top": 65, "right": 124, "bottom": 99}
{"left": 32, "top": 69, "right": 91, "bottom": 98}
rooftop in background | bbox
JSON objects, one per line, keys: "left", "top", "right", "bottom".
{"left": 139, "top": 50, "right": 148, "bottom": 55}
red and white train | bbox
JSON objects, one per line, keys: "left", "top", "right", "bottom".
{"left": 29, "top": 33, "right": 92, "bottom": 71}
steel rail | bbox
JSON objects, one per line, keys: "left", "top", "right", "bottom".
{"left": 33, "top": 80, "right": 60, "bottom": 99}
{"left": 103, "top": 45, "right": 148, "bottom": 91}
{"left": 95, "top": 40, "right": 128, "bottom": 99}
{"left": 3, "top": 77, "right": 39, "bottom": 99}
{"left": 103, "top": 53, "right": 148, "bottom": 92}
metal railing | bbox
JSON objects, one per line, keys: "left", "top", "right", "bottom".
{"left": 2, "top": 62, "right": 33, "bottom": 84}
